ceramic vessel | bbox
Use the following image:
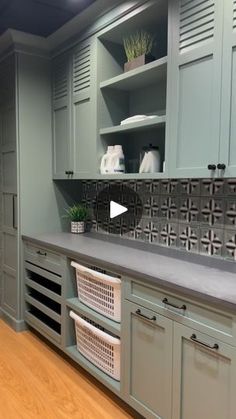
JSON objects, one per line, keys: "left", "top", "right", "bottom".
{"left": 71, "top": 221, "right": 85, "bottom": 234}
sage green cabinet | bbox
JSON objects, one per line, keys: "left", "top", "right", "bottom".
{"left": 172, "top": 323, "right": 236, "bottom": 419}
{"left": 0, "top": 55, "right": 18, "bottom": 320}
{"left": 52, "top": 52, "right": 72, "bottom": 178}
{"left": 169, "top": 0, "right": 223, "bottom": 178}
{"left": 52, "top": 37, "right": 96, "bottom": 179}
{"left": 123, "top": 301, "right": 173, "bottom": 419}
{"left": 219, "top": 0, "right": 236, "bottom": 177}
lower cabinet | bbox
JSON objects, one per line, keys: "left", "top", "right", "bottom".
{"left": 23, "top": 243, "right": 236, "bottom": 419}
{"left": 124, "top": 300, "right": 236, "bottom": 419}
{"left": 123, "top": 301, "right": 173, "bottom": 419}
{"left": 172, "top": 323, "right": 236, "bottom": 419}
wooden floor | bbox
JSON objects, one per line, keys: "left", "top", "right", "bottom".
{"left": 0, "top": 320, "right": 136, "bottom": 419}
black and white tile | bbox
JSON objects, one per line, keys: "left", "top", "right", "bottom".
{"left": 82, "top": 178, "right": 236, "bottom": 262}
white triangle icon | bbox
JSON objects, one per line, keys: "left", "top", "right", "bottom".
{"left": 110, "top": 200, "right": 128, "bottom": 219}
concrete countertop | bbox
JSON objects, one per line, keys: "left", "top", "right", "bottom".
{"left": 22, "top": 232, "right": 236, "bottom": 312}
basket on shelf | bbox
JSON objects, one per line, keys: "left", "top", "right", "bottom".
{"left": 71, "top": 261, "right": 121, "bottom": 322}
{"left": 70, "top": 311, "right": 121, "bottom": 381}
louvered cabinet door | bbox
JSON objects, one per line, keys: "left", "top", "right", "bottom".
{"left": 71, "top": 38, "right": 96, "bottom": 178}
{"left": 168, "top": 0, "right": 224, "bottom": 178}
{"left": 52, "top": 52, "right": 72, "bottom": 178}
{"left": 219, "top": 0, "right": 236, "bottom": 177}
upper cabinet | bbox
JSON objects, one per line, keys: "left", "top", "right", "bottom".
{"left": 52, "top": 52, "right": 71, "bottom": 178}
{"left": 51, "top": 0, "right": 236, "bottom": 180}
{"left": 219, "top": 0, "right": 236, "bottom": 177}
{"left": 52, "top": 37, "right": 96, "bottom": 179}
{"left": 71, "top": 39, "right": 96, "bottom": 178}
{"left": 168, "top": 0, "right": 224, "bottom": 178}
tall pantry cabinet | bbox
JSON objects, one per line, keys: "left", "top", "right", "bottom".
{"left": 0, "top": 36, "right": 63, "bottom": 330}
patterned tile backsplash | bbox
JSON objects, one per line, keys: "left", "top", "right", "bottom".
{"left": 81, "top": 178, "right": 236, "bottom": 262}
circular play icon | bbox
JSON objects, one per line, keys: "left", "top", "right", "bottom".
{"left": 93, "top": 183, "right": 143, "bottom": 235}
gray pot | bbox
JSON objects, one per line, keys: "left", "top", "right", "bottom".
{"left": 71, "top": 221, "right": 85, "bottom": 234}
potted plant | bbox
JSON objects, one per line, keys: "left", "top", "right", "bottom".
{"left": 123, "top": 30, "right": 155, "bottom": 72}
{"left": 64, "top": 204, "right": 89, "bottom": 234}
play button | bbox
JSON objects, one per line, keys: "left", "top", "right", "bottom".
{"left": 110, "top": 201, "right": 128, "bottom": 219}
{"left": 93, "top": 183, "right": 143, "bottom": 235}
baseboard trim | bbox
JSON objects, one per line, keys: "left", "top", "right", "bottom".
{"left": 0, "top": 308, "right": 27, "bottom": 332}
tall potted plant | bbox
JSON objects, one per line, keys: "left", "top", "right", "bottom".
{"left": 123, "top": 30, "right": 155, "bottom": 72}
{"left": 64, "top": 204, "right": 89, "bottom": 234}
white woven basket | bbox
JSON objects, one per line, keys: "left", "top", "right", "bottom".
{"left": 71, "top": 261, "right": 121, "bottom": 322}
{"left": 70, "top": 311, "right": 121, "bottom": 381}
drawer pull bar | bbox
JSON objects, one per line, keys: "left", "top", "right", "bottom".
{"left": 135, "top": 309, "right": 156, "bottom": 322}
{"left": 190, "top": 334, "right": 219, "bottom": 350}
{"left": 162, "top": 298, "right": 186, "bottom": 311}
{"left": 37, "top": 250, "right": 47, "bottom": 256}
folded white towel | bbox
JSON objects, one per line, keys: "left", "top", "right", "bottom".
{"left": 120, "top": 115, "right": 157, "bottom": 125}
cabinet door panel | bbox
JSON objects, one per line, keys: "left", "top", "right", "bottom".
{"left": 53, "top": 105, "right": 70, "bottom": 176}
{"left": 172, "top": 323, "right": 236, "bottom": 419}
{"left": 176, "top": 57, "right": 217, "bottom": 170}
{"left": 168, "top": 0, "right": 223, "bottom": 178}
{"left": 3, "top": 232, "right": 17, "bottom": 271}
{"left": 72, "top": 97, "right": 95, "bottom": 176}
{"left": 2, "top": 150, "right": 17, "bottom": 193}
{"left": 2, "top": 107, "right": 16, "bottom": 149}
{"left": 220, "top": 2, "right": 236, "bottom": 176}
{"left": 123, "top": 301, "right": 172, "bottom": 419}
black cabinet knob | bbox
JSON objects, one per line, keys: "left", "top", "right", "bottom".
{"left": 217, "top": 163, "right": 226, "bottom": 170}
{"left": 208, "top": 164, "right": 216, "bottom": 170}
{"left": 65, "top": 170, "right": 69, "bottom": 175}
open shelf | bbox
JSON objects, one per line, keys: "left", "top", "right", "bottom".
{"left": 100, "top": 56, "right": 167, "bottom": 91}
{"left": 66, "top": 345, "right": 120, "bottom": 395}
{"left": 100, "top": 116, "right": 166, "bottom": 136}
{"left": 67, "top": 298, "right": 121, "bottom": 337}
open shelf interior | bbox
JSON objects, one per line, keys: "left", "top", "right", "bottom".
{"left": 97, "top": 126, "right": 166, "bottom": 175}
{"left": 26, "top": 304, "right": 61, "bottom": 334}
{"left": 26, "top": 269, "right": 61, "bottom": 295}
{"left": 99, "top": 79, "right": 166, "bottom": 129}
{"left": 96, "top": 1, "right": 169, "bottom": 179}
{"left": 67, "top": 298, "right": 121, "bottom": 336}
{"left": 97, "top": 1, "right": 168, "bottom": 82}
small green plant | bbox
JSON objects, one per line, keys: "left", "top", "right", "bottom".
{"left": 123, "top": 30, "right": 155, "bottom": 62}
{"left": 63, "top": 204, "right": 89, "bottom": 222}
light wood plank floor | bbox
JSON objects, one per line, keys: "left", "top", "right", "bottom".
{"left": 0, "top": 320, "right": 137, "bottom": 419}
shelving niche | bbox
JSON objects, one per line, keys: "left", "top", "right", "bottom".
{"left": 96, "top": 0, "right": 169, "bottom": 178}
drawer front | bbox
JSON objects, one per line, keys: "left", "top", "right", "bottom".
{"left": 125, "top": 278, "right": 236, "bottom": 346}
{"left": 24, "top": 242, "right": 62, "bottom": 275}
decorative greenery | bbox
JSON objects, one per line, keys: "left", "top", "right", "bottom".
{"left": 123, "top": 30, "right": 155, "bottom": 62}
{"left": 63, "top": 204, "right": 89, "bottom": 222}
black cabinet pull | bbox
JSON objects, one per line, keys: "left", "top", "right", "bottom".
{"left": 217, "top": 163, "right": 226, "bottom": 170}
{"left": 162, "top": 298, "right": 187, "bottom": 311}
{"left": 36, "top": 250, "right": 47, "bottom": 256}
{"left": 65, "top": 171, "right": 69, "bottom": 175}
{"left": 135, "top": 309, "right": 156, "bottom": 322}
{"left": 208, "top": 164, "right": 216, "bottom": 171}
{"left": 190, "top": 334, "right": 219, "bottom": 350}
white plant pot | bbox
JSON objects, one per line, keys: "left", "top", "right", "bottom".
{"left": 71, "top": 221, "right": 85, "bottom": 234}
